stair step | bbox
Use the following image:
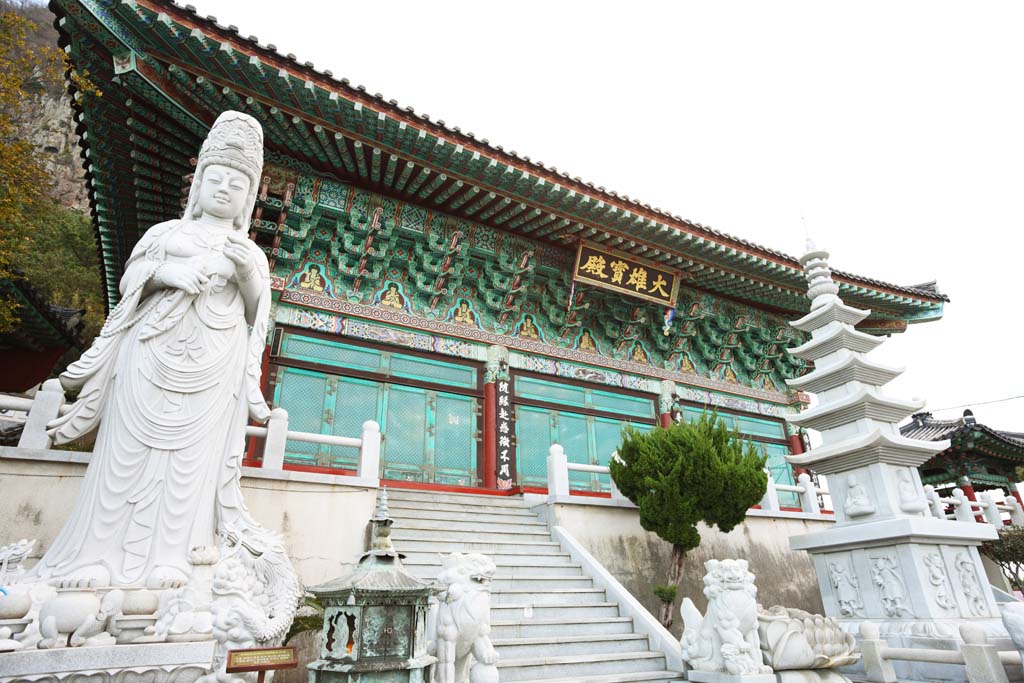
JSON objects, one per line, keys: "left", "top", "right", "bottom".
{"left": 403, "top": 550, "right": 572, "bottom": 565}
{"left": 492, "top": 603, "right": 620, "bottom": 621}
{"left": 388, "top": 501, "right": 539, "bottom": 518}
{"left": 393, "top": 517, "right": 549, "bottom": 533}
{"left": 390, "top": 538, "right": 564, "bottom": 555}
{"left": 494, "top": 633, "right": 649, "bottom": 658}
{"left": 403, "top": 548, "right": 573, "bottom": 565}
{"left": 491, "top": 576, "right": 594, "bottom": 590}
{"left": 391, "top": 527, "right": 552, "bottom": 543}
{"left": 498, "top": 651, "right": 667, "bottom": 682}
{"left": 412, "top": 562, "right": 584, "bottom": 578}
{"left": 383, "top": 488, "right": 678, "bottom": 681}
{"left": 384, "top": 489, "right": 528, "bottom": 508}
{"left": 491, "top": 588, "right": 607, "bottom": 606}
{"left": 491, "top": 617, "right": 635, "bottom": 639}
{"left": 522, "top": 672, "right": 684, "bottom": 683}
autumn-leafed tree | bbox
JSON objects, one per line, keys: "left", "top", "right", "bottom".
{"left": 1, "top": 1, "right": 102, "bottom": 337}
{"left": 610, "top": 412, "right": 768, "bottom": 628}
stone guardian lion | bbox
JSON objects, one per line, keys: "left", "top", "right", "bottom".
{"left": 427, "top": 553, "right": 499, "bottom": 683}
{"left": 680, "top": 558, "right": 772, "bottom": 675}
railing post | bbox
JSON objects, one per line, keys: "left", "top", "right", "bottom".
{"left": 359, "top": 420, "right": 381, "bottom": 485}
{"left": 17, "top": 378, "right": 65, "bottom": 450}
{"left": 952, "top": 488, "right": 977, "bottom": 523}
{"left": 760, "top": 469, "right": 780, "bottom": 512}
{"left": 923, "top": 484, "right": 945, "bottom": 519}
{"left": 980, "top": 492, "right": 1003, "bottom": 527}
{"left": 859, "top": 623, "right": 897, "bottom": 683}
{"left": 547, "top": 444, "right": 569, "bottom": 503}
{"left": 959, "top": 623, "right": 1010, "bottom": 683}
{"left": 609, "top": 452, "right": 626, "bottom": 502}
{"left": 796, "top": 472, "right": 819, "bottom": 514}
{"left": 1006, "top": 495, "right": 1024, "bottom": 526}
{"left": 260, "top": 407, "right": 289, "bottom": 470}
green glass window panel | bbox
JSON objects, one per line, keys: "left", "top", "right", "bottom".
{"left": 382, "top": 385, "right": 428, "bottom": 481}
{"left": 514, "top": 376, "right": 588, "bottom": 409}
{"left": 329, "top": 377, "right": 380, "bottom": 469}
{"left": 558, "top": 412, "right": 592, "bottom": 490}
{"left": 434, "top": 394, "right": 478, "bottom": 487}
{"left": 274, "top": 367, "right": 328, "bottom": 464}
{"left": 592, "top": 417, "right": 625, "bottom": 492}
{"left": 681, "top": 406, "right": 708, "bottom": 424}
{"left": 760, "top": 442, "right": 798, "bottom": 507}
{"left": 590, "top": 389, "right": 656, "bottom": 419}
{"left": 736, "top": 415, "right": 786, "bottom": 440}
{"left": 516, "top": 406, "right": 554, "bottom": 487}
{"left": 281, "top": 335, "right": 382, "bottom": 372}
{"left": 389, "top": 354, "right": 476, "bottom": 389}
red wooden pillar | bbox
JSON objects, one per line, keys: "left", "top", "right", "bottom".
{"left": 482, "top": 382, "right": 497, "bottom": 489}
{"left": 658, "top": 380, "right": 676, "bottom": 429}
{"left": 788, "top": 430, "right": 809, "bottom": 477}
{"left": 959, "top": 477, "right": 985, "bottom": 523}
{"left": 482, "top": 346, "right": 511, "bottom": 490}
{"left": 1011, "top": 485, "right": 1024, "bottom": 506}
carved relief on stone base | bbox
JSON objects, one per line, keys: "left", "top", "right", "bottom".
{"left": 868, "top": 554, "right": 912, "bottom": 618}
{"left": 922, "top": 551, "right": 957, "bottom": 612}
{"left": 825, "top": 557, "right": 863, "bottom": 618}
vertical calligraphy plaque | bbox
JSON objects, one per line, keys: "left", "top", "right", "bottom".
{"left": 495, "top": 377, "right": 515, "bottom": 490}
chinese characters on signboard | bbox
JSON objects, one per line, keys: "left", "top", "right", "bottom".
{"left": 573, "top": 242, "right": 680, "bottom": 307}
{"left": 226, "top": 647, "right": 298, "bottom": 673}
{"left": 495, "top": 378, "right": 515, "bottom": 490}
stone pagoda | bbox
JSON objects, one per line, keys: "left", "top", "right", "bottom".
{"left": 785, "top": 243, "right": 1003, "bottom": 646}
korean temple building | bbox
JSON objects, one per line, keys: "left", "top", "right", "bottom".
{"left": 903, "top": 410, "right": 1024, "bottom": 502}
{"left": 0, "top": 273, "right": 84, "bottom": 393}
{"left": 51, "top": 0, "right": 949, "bottom": 497}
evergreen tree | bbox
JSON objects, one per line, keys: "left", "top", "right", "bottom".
{"left": 610, "top": 412, "right": 768, "bottom": 627}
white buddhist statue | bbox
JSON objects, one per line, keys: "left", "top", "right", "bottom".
{"left": 27, "top": 111, "right": 277, "bottom": 591}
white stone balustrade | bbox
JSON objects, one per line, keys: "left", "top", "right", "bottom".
{"left": 859, "top": 622, "right": 1016, "bottom": 683}
{"left": 545, "top": 444, "right": 830, "bottom": 518}
{"left": 1, "top": 390, "right": 383, "bottom": 486}
{"left": 759, "top": 470, "right": 831, "bottom": 516}
{"left": 922, "top": 485, "right": 1024, "bottom": 526}
{"left": 546, "top": 444, "right": 627, "bottom": 503}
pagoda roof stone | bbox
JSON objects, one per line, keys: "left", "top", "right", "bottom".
{"left": 785, "top": 349, "right": 903, "bottom": 394}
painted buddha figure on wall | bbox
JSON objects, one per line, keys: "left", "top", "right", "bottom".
{"left": 380, "top": 283, "right": 405, "bottom": 309}
{"left": 299, "top": 264, "right": 327, "bottom": 292}
{"left": 453, "top": 299, "right": 476, "bottom": 325}
{"left": 518, "top": 314, "right": 539, "bottom": 340}
{"left": 578, "top": 329, "right": 596, "bottom": 352}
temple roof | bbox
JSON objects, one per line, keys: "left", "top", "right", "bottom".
{"left": 0, "top": 273, "right": 85, "bottom": 352}
{"left": 52, "top": 0, "right": 946, "bottom": 332}
{"left": 902, "top": 410, "right": 1024, "bottom": 458}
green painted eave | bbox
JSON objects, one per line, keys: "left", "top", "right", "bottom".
{"left": 53, "top": 0, "right": 949, "bottom": 327}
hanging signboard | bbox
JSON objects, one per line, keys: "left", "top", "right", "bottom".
{"left": 572, "top": 242, "right": 681, "bottom": 307}
{"left": 495, "top": 378, "right": 515, "bottom": 490}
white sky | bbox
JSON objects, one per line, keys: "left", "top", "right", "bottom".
{"left": 192, "top": 0, "right": 1023, "bottom": 428}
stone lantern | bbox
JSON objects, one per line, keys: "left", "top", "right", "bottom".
{"left": 307, "top": 489, "right": 436, "bottom": 683}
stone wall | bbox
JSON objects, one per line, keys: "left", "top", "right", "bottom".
{"left": 544, "top": 500, "right": 831, "bottom": 637}
{"left": 0, "top": 451, "right": 377, "bottom": 586}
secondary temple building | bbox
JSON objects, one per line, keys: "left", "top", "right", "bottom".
{"left": 53, "top": 0, "right": 947, "bottom": 497}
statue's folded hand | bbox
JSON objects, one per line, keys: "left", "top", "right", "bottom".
{"left": 157, "top": 263, "right": 209, "bottom": 295}
{"left": 224, "top": 231, "right": 256, "bottom": 280}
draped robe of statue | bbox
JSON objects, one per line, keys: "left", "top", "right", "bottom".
{"left": 27, "top": 113, "right": 273, "bottom": 588}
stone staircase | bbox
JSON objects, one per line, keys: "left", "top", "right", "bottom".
{"left": 386, "top": 488, "right": 683, "bottom": 683}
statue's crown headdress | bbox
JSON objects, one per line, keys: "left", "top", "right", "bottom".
{"left": 197, "top": 110, "right": 263, "bottom": 181}
{"left": 185, "top": 110, "right": 264, "bottom": 229}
